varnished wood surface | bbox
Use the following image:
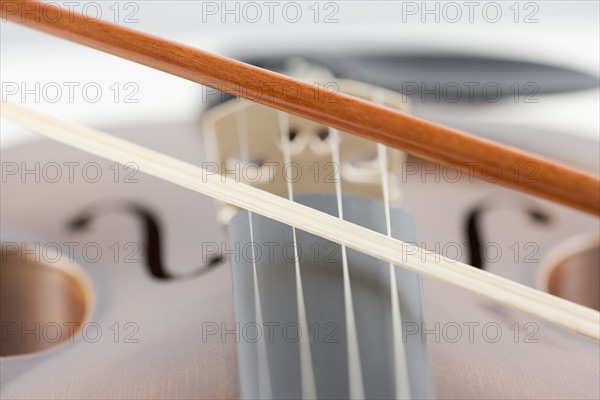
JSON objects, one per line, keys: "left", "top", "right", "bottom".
{"left": 2, "top": 0, "right": 599, "bottom": 215}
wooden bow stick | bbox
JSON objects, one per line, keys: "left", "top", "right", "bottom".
{"left": 2, "top": 0, "right": 599, "bottom": 215}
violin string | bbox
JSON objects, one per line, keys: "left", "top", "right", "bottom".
{"left": 236, "top": 108, "right": 273, "bottom": 400}
{"left": 373, "top": 89, "right": 412, "bottom": 399}
{"left": 277, "top": 111, "right": 318, "bottom": 400}
{"left": 329, "top": 127, "right": 366, "bottom": 399}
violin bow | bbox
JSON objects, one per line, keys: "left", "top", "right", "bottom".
{"left": 2, "top": 0, "right": 599, "bottom": 216}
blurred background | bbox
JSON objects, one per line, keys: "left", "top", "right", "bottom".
{"left": 2, "top": 0, "right": 599, "bottom": 149}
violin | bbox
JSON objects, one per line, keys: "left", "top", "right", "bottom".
{"left": 1, "top": 1, "right": 599, "bottom": 399}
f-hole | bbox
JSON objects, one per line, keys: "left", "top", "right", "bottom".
{"left": 465, "top": 203, "right": 551, "bottom": 270}
{"left": 68, "top": 201, "right": 223, "bottom": 280}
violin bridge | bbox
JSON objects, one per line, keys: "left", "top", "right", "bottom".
{"left": 202, "top": 79, "right": 410, "bottom": 225}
